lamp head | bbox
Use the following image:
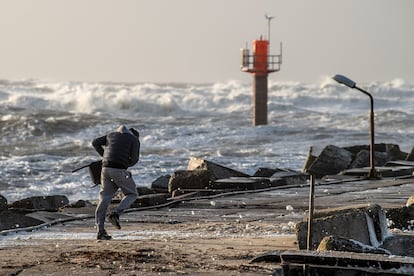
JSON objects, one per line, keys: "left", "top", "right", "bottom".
{"left": 333, "top": 74, "right": 356, "bottom": 89}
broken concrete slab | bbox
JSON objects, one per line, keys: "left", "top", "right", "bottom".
{"left": 67, "top": 200, "right": 93, "bottom": 208}
{"left": 296, "top": 210, "right": 372, "bottom": 250}
{"left": 279, "top": 250, "right": 414, "bottom": 276}
{"left": 296, "top": 204, "right": 388, "bottom": 250}
{"left": 378, "top": 166, "right": 414, "bottom": 177}
{"left": 168, "top": 158, "right": 252, "bottom": 194}
{"left": 386, "top": 160, "right": 414, "bottom": 167}
{"left": 296, "top": 203, "right": 414, "bottom": 258}
{"left": 339, "top": 167, "right": 393, "bottom": 177}
{"left": 211, "top": 171, "right": 308, "bottom": 191}
{"left": 150, "top": 174, "right": 170, "bottom": 193}
{"left": 130, "top": 193, "right": 170, "bottom": 208}
{"left": 306, "top": 145, "right": 353, "bottom": 178}
{"left": 317, "top": 235, "right": 390, "bottom": 255}
{"left": 211, "top": 177, "right": 271, "bottom": 190}
{"left": 380, "top": 234, "right": 414, "bottom": 257}
{"left": 303, "top": 143, "right": 412, "bottom": 179}
{"left": 269, "top": 177, "right": 288, "bottom": 187}
{"left": 0, "top": 210, "right": 44, "bottom": 231}
{"left": 187, "top": 157, "right": 249, "bottom": 179}
{"left": 321, "top": 174, "right": 363, "bottom": 181}
{"left": 136, "top": 186, "right": 157, "bottom": 195}
{"left": 316, "top": 205, "right": 387, "bottom": 243}
{"left": 339, "top": 165, "right": 414, "bottom": 178}
{"left": 253, "top": 167, "right": 285, "bottom": 177}
{"left": 271, "top": 171, "right": 308, "bottom": 185}
{"left": 301, "top": 146, "right": 318, "bottom": 174}
{"left": 25, "top": 211, "right": 74, "bottom": 223}
{"left": 406, "top": 147, "right": 414, "bottom": 161}
{"left": 344, "top": 143, "right": 407, "bottom": 161}
{"left": 168, "top": 169, "right": 211, "bottom": 193}
{"left": 349, "top": 150, "right": 391, "bottom": 169}
{"left": 381, "top": 143, "right": 408, "bottom": 160}
{"left": 10, "top": 195, "right": 69, "bottom": 211}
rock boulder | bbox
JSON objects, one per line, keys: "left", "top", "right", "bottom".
{"left": 0, "top": 195, "right": 7, "bottom": 211}
{"left": 306, "top": 145, "right": 352, "bottom": 178}
{"left": 10, "top": 195, "right": 69, "bottom": 211}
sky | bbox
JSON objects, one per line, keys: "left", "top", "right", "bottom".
{"left": 0, "top": 0, "right": 413, "bottom": 84}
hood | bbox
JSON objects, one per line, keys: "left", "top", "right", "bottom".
{"left": 117, "top": 125, "right": 133, "bottom": 135}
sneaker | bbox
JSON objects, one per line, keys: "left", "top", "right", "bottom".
{"left": 97, "top": 230, "right": 112, "bottom": 240}
{"left": 108, "top": 212, "right": 121, "bottom": 229}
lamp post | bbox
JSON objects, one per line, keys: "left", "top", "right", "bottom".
{"left": 332, "top": 74, "right": 377, "bottom": 179}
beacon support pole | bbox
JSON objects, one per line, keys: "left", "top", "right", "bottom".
{"left": 253, "top": 74, "right": 268, "bottom": 125}
{"left": 240, "top": 17, "right": 282, "bottom": 126}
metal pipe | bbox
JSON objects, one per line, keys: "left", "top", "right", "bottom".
{"left": 355, "top": 87, "right": 377, "bottom": 178}
{"left": 307, "top": 175, "right": 315, "bottom": 250}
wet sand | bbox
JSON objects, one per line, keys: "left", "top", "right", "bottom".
{"left": 1, "top": 177, "right": 414, "bottom": 275}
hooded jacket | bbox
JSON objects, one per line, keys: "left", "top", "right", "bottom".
{"left": 92, "top": 125, "right": 140, "bottom": 169}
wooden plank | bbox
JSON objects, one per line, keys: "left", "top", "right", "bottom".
{"left": 280, "top": 250, "right": 414, "bottom": 274}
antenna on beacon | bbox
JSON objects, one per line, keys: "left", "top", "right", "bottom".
{"left": 240, "top": 14, "right": 282, "bottom": 126}
{"left": 265, "top": 14, "right": 274, "bottom": 42}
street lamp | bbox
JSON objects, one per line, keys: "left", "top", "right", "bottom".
{"left": 332, "top": 74, "right": 378, "bottom": 179}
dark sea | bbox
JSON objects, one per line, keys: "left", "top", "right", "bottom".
{"left": 1, "top": 78, "right": 413, "bottom": 203}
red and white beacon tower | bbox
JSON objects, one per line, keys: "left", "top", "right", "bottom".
{"left": 240, "top": 15, "right": 282, "bottom": 126}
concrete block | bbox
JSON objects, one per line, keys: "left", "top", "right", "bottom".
{"left": 380, "top": 234, "right": 414, "bottom": 257}
{"left": 211, "top": 177, "right": 270, "bottom": 190}
{"left": 317, "top": 235, "right": 390, "bottom": 255}
{"left": 10, "top": 195, "right": 69, "bottom": 211}
{"left": 307, "top": 145, "right": 352, "bottom": 178}
{"left": 168, "top": 169, "right": 211, "bottom": 193}
{"left": 0, "top": 210, "right": 43, "bottom": 231}
{"left": 271, "top": 171, "right": 308, "bottom": 185}
{"left": 296, "top": 204, "right": 388, "bottom": 250}
{"left": 151, "top": 174, "right": 170, "bottom": 193}
{"left": 187, "top": 157, "right": 249, "bottom": 180}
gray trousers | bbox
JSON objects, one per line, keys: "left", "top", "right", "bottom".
{"left": 95, "top": 167, "right": 138, "bottom": 232}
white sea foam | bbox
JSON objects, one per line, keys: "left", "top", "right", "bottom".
{"left": 0, "top": 78, "right": 414, "bottom": 202}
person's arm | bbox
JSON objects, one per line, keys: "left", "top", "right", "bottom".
{"left": 92, "top": 135, "right": 107, "bottom": 157}
{"left": 129, "top": 139, "right": 140, "bottom": 166}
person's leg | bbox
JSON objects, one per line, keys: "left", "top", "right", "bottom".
{"left": 111, "top": 170, "right": 138, "bottom": 214}
{"left": 95, "top": 168, "right": 119, "bottom": 233}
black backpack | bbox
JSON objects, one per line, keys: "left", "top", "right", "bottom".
{"left": 72, "top": 160, "right": 102, "bottom": 187}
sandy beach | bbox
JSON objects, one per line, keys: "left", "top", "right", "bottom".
{"left": 1, "top": 225, "right": 296, "bottom": 275}
{"left": 1, "top": 177, "right": 414, "bottom": 275}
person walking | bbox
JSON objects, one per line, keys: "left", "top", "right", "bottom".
{"left": 92, "top": 125, "right": 140, "bottom": 240}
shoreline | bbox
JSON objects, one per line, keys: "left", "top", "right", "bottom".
{"left": 1, "top": 201, "right": 298, "bottom": 275}
{"left": 1, "top": 177, "right": 414, "bottom": 274}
